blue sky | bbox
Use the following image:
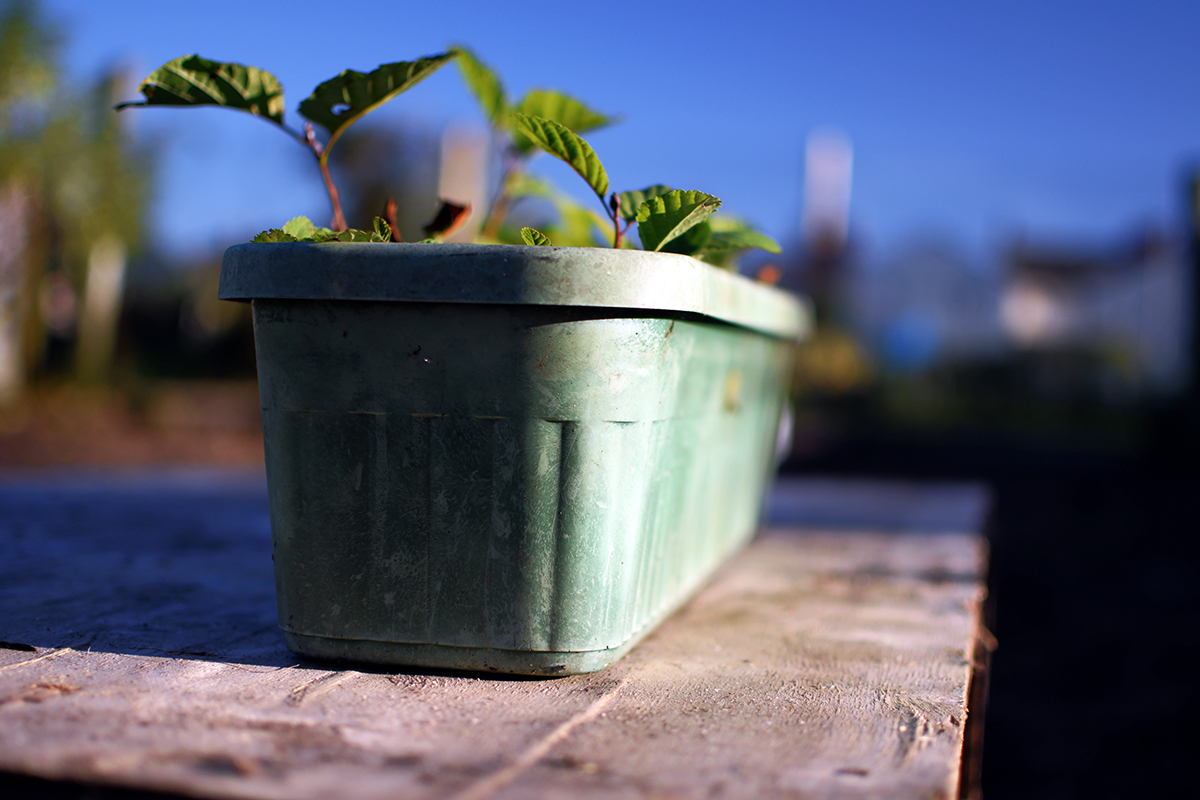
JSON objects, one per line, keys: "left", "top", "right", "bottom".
{"left": 40, "top": 0, "right": 1200, "bottom": 262}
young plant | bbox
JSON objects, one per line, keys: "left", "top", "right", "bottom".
{"left": 115, "top": 52, "right": 461, "bottom": 239}
{"left": 453, "top": 46, "right": 616, "bottom": 245}
{"left": 114, "top": 49, "right": 781, "bottom": 263}
{"left": 511, "top": 112, "right": 780, "bottom": 263}
{"left": 456, "top": 49, "right": 780, "bottom": 264}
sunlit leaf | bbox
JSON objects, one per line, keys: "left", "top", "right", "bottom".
{"left": 453, "top": 46, "right": 507, "bottom": 127}
{"left": 635, "top": 190, "right": 721, "bottom": 252}
{"left": 511, "top": 111, "right": 608, "bottom": 201}
{"left": 251, "top": 216, "right": 387, "bottom": 243}
{"left": 282, "top": 216, "right": 318, "bottom": 239}
{"left": 298, "top": 52, "right": 456, "bottom": 154}
{"left": 334, "top": 227, "right": 385, "bottom": 242}
{"left": 616, "top": 185, "right": 672, "bottom": 223}
{"left": 659, "top": 219, "right": 713, "bottom": 256}
{"left": 252, "top": 228, "right": 297, "bottom": 243}
{"left": 520, "top": 227, "right": 552, "bottom": 246}
{"left": 511, "top": 90, "right": 614, "bottom": 153}
{"left": 115, "top": 55, "right": 285, "bottom": 124}
{"left": 373, "top": 216, "right": 392, "bottom": 242}
{"left": 704, "top": 226, "right": 781, "bottom": 255}
{"left": 692, "top": 218, "right": 782, "bottom": 265}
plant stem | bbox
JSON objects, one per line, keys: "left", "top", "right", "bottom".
{"left": 318, "top": 156, "right": 348, "bottom": 231}
{"left": 480, "top": 148, "right": 519, "bottom": 241}
{"left": 609, "top": 193, "right": 622, "bottom": 249}
{"left": 384, "top": 197, "right": 401, "bottom": 242}
{"left": 305, "top": 123, "right": 347, "bottom": 231}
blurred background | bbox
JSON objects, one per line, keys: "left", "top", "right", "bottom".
{"left": 1, "top": 0, "right": 1196, "bottom": 796}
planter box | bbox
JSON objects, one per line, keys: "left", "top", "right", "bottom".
{"left": 219, "top": 243, "right": 809, "bottom": 675}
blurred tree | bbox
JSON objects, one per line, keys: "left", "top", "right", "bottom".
{"left": 0, "top": 0, "right": 149, "bottom": 398}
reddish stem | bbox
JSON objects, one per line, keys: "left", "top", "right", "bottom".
{"left": 609, "top": 193, "right": 622, "bottom": 249}
{"left": 481, "top": 149, "right": 520, "bottom": 241}
{"left": 306, "top": 123, "right": 347, "bottom": 232}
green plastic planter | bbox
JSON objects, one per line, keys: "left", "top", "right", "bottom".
{"left": 219, "top": 243, "right": 809, "bottom": 675}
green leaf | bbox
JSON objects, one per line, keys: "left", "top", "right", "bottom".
{"left": 252, "top": 229, "right": 297, "bottom": 243}
{"left": 704, "top": 227, "right": 782, "bottom": 256}
{"left": 694, "top": 218, "right": 782, "bottom": 266}
{"left": 660, "top": 219, "right": 713, "bottom": 256}
{"left": 115, "top": 55, "right": 285, "bottom": 124}
{"left": 511, "top": 90, "right": 613, "bottom": 154}
{"left": 251, "top": 216, "right": 387, "bottom": 243}
{"left": 282, "top": 216, "right": 317, "bottom": 239}
{"left": 373, "top": 216, "right": 392, "bottom": 242}
{"left": 635, "top": 190, "right": 722, "bottom": 252}
{"left": 334, "top": 228, "right": 383, "bottom": 242}
{"left": 616, "top": 185, "right": 673, "bottom": 223}
{"left": 298, "top": 52, "right": 456, "bottom": 154}
{"left": 520, "top": 227, "right": 552, "bottom": 246}
{"left": 453, "top": 46, "right": 507, "bottom": 127}
{"left": 511, "top": 112, "right": 608, "bottom": 201}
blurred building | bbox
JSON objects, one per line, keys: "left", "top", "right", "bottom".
{"left": 1000, "top": 229, "right": 1189, "bottom": 400}
{"left": 851, "top": 240, "right": 1004, "bottom": 373}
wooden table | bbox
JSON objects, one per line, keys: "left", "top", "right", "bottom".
{"left": 0, "top": 470, "right": 991, "bottom": 799}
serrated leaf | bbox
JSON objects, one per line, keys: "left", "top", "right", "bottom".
{"left": 616, "top": 185, "right": 673, "bottom": 223}
{"left": 298, "top": 52, "right": 456, "bottom": 154}
{"left": 520, "top": 227, "right": 552, "bottom": 246}
{"left": 511, "top": 112, "right": 608, "bottom": 201}
{"left": 511, "top": 90, "right": 613, "bottom": 154}
{"left": 373, "top": 216, "right": 392, "bottom": 242}
{"left": 282, "top": 216, "right": 317, "bottom": 239}
{"left": 115, "top": 55, "right": 285, "bottom": 124}
{"left": 453, "top": 46, "right": 507, "bottom": 127}
{"left": 660, "top": 219, "right": 713, "bottom": 256}
{"left": 635, "top": 190, "right": 722, "bottom": 252}
{"left": 252, "top": 229, "right": 297, "bottom": 243}
{"left": 704, "top": 227, "right": 782, "bottom": 255}
{"left": 252, "top": 219, "right": 385, "bottom": 243}
{"left": 334, "top": 227, "right": 386, "bottom": 242}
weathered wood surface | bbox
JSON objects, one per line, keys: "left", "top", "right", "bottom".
{"left": 0, "top": 470, "right": 989, "bottom": 799}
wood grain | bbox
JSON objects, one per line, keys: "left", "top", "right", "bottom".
{"left": 0, "top": 471, "right": 988, "bottom": 799}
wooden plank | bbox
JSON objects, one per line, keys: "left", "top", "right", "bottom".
{"left": 0, "top": 471, "right": 988, "bottom": 799}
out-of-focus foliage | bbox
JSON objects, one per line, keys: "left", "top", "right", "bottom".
{"left": 0, "top": 0, "right": 151, "bottom": 387}
{"left": 1, "top": 1, "right": 148, "bottom": 271}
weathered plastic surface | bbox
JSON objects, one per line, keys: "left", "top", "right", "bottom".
{"left": 219, "top": 242, "right": 808, "bottom": 339}
{"left": 220, "top": 243, "right": 809, "bottom": 675}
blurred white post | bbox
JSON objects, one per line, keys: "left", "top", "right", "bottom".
{"left": 0, "top": 184, "right": 32, "bottom": 404}
{"left": 438, "top": 125, "right": 491, "bottom": 242}
{"left": 801, "top": 129, "right": 854, "bottom": 250}
{"left": 75, "top": 234, "right": 127, "bottom": 383}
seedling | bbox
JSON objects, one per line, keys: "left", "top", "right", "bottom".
{"left": 455, "top": 47, "right": 780, "bottom": 263}
{"left": 115, "top": 52, "right": 459, "bottom": 240}
{"left": 116, "top": 50, "right": 780, "bottom": 263}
